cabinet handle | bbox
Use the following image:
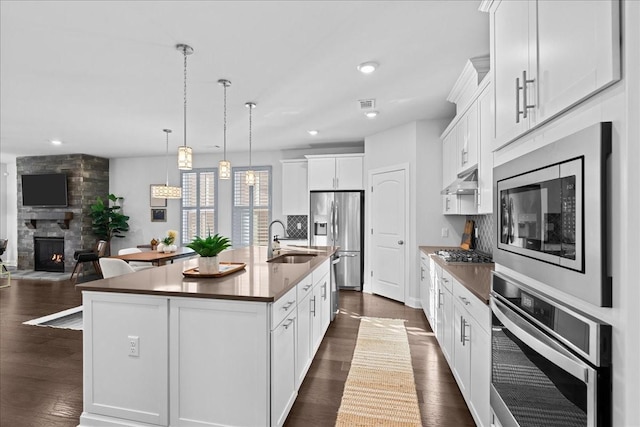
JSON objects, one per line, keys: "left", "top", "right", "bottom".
{"left": 421, "top": 267, "right": 425, "bottom": 281}
{"left": 283, "top": 300, "right": 295, "bottom": 311}
{"left": 303, "top": 283, "right": 313, "bottom": 291}
{"left": 322, "top": 282, "right": 327, "bottom": 299}
{"left": 445, "top": 198, "right": 450, "bottom": 211}
{"left": 311, "top": 296, "right": 316, "bottom": 316}
{"left": 460, "top": 316, "right": 469, "bottom": 345}
{"left": 521, "top": 70, "right": 535, "bottom": 119}
{"left": 336, "top": 177, "right": 339, "bottom": 188}
{"left": 459, "top": 296, "right": 470, "bottom": 306}
{"left": 438, "top": 290, "right": 443, "bottom": 308}
{"left": 283, "top": 317, "right": 295, "bottom": 330}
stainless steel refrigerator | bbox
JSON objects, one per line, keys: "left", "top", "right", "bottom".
{"left": 310, "top": 191, "right": 363, "bottom": 292}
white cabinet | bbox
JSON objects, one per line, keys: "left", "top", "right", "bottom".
{"left": 443, "top": 194, "right": 477, "bottom": 216}
{"left": 318, "top": 272, "right": 331, "bottom": 337}
{"left": 442, "top": 132, "right": 457, "bottom": 190}
{"left": 435, "top": 269, "right": 454, "bottom": 363}
{"left": 271, "top": 311, "right": 297, "bottom": 427}
{"left": 295, "top": 275, "right": 314, "bottom": 387}
{"left": 456, "top": 101, "right": 478, "bottom": 175}
{"left": 490, "top": 0, "right": 620, "bottom": 148}
{"left": 306, "top": 154, "right": 364, "bottom": 191}
{"left": 419, "top": 253, "right": 431, "bottom": 326}
{"left": 450, "top": 278, "right": 491, "bottom": 427}
{"left": 477, "top": 80, "right": 494, "bottom": 214}
{"left": 281, "top": 160, "right": 308, "bottom": 215}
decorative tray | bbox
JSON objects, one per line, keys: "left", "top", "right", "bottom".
{"left": 182, "top": 262, "right": 246, "bottom": 278}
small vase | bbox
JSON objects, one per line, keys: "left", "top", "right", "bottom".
{"left": 199, "top": 256, "right": 219, "bottom": 274}
{"left": 157, "top": 243, "right": 165, "bottom": 252}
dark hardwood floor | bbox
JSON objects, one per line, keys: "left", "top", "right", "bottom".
{"left": 0, "top": 279, "right": 474, "bottom": 426}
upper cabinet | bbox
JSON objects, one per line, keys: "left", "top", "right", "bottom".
{"left": 306, "top": 154, "right": 364, "bottom": 191}
{"left": 456, "top": 101, "right": 479, "bottom": 176}
{"left": 281, "top": 160, "right": 308, "bottom": 215}
{"left": 477, "top": 81, "right": 493, "bottom": 214}
{"left": 490, "top": 0, "right": 621, "bottom": 149}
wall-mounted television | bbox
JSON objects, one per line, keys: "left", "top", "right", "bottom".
{"left": 21, "top": 173, "right": 69, "bottom": 207}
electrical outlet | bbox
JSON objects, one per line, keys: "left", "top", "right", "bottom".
{"left": 297, "top": 222, "right": 301, "bottom": 230}
{"left": 128, "top": 335, "right": 139, "bottom": 357}
{"left": 441, "top": 227, "right": 449, "bottom": 238}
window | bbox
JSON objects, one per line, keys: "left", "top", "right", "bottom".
{"left": 232, "top": 166, "right": 272, "bottom": 247}
{"left": 180, "top": 168, "right": 218, "bottom": 245}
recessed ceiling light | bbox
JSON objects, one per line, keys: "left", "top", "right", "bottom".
{"left": 308, "top": 130, "right": 319, "bottom": 136}
{"left": 365, "top": 111, "right": 379, "bottom": 118}
{"left": 50, "top": 140, "right": 62, "bottom": 145}
{"left": 357, "top": 61, "right": 378, "bottom": 74}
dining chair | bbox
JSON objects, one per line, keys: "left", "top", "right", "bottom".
{"left": 118, "top": 248, "right": 155, "bottom": 271}
{"left": 99, "top": 258, "right": 136, "bottom": 279}
{"left": 70, "top": 240, "right": 107, "bottom": 284}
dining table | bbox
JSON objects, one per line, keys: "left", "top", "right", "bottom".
{"left": 111, "top": 246, "right": 196, "bottom": 266}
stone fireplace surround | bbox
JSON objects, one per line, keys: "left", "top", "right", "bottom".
{"left": 17, "top": 154, "right": 109, "bottom": 272}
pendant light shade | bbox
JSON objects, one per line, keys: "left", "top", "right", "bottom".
{"left": 177, "top": 44, "right": 194, "bottom": 170}
{"left": 245, "top": 102, "right": 256, "bottom": 187}
{"left": 151, "top": 129, "right": 182, "bottom": 199}
{"left": 218, "top": 79, "right": 232, "bottom": 179}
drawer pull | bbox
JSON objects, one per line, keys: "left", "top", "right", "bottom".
{"left": 283, "top": 318, "right": 295, "bottom": 330}
{"left": 303, "top": 284, "right": 313, "bottom": 291}
{"left": 459, "top": 296, "right": 470, "bottom": 306}
{"left": 282, "top": 300, "right": 295, "bottom": 311}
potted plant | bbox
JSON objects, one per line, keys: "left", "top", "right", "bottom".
{"left": 157, "top": 230, "right": 178, "bottom": 253}
{"left": 89, "top": 194, "right": 130, "bottom": 255}
{"left": 186, "top": 233, "right": 232, "bottom": 274}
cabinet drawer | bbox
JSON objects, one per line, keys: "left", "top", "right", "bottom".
{"left": 440, "top": 269, "right": 453, "bottom": 293}
{"left": 272, "top": 286, "right": 297, "bottom": 330}
{"left": 312, "top": 259, "right": 330, "bottom": 286}
{"left": 296, "top": 274, "right": 315, "bottom": 303}
{"left": 453, "top": 279, "right": 490, "bottom": 334}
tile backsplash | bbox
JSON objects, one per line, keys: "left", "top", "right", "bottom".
{"left": 467, "top": 214, "right": 494, "bottom": 255}
{"left": 286, "top": 215, "right": 308, "bottom": 239}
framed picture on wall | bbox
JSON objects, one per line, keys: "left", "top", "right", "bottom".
{"left": 150, "top": 185, "right": 167, "bottom": 207}
{"left": 151, "top": 208, "right": 166, "bottom": 222}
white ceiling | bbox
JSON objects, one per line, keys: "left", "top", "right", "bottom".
{"left": 0, "top": 1, "right": 489, "bottom": 159}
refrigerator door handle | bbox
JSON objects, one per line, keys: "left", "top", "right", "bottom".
{"left": 330, "top": 200, "right": 335, "bottom": 243}
{"left": 334, "top": 202, "right": 339, "bottom": 244}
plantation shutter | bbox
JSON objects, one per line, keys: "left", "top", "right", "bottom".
{"left": 181, "top": 169, "right": 218, "bottom": 245}
{"left": 232, "top": 166, "right": 272, "bottom": 248}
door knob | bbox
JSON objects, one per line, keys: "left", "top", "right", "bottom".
{"left": 398, "top": 240, "right": 404, "bottom": 245}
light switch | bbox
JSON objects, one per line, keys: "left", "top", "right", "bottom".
{"left": 441, "top": 228, "right": 449, "bottom": 238}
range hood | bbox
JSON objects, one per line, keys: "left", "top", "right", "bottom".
{"left": 441, "top": 169, "right": 478, "bottom": 195}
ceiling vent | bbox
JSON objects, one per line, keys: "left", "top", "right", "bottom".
{"left": 358, "top": 99, "right": 376, "bottom": 110}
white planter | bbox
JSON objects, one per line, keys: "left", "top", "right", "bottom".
{"left": 164, "top": 244, "right": 177, "bottom": 253}
{"left": 198, "top": 256, "right": 219, "bottom": 274}
{"left": 157, "top": 243, "right": 166, "bottom": 252}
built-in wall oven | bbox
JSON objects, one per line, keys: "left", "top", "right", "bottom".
{"left": 490, "top": 272, "right": 611, "bottom": 427}
{"left": 494, "top": 122, "right": 612, "bottom": 307}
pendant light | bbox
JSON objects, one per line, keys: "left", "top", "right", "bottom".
{"left": 245, "top": 102, "right": 256, "bottom": 187}
{"left": 218, "top": 79, "right": 232, "bottom": 179}
{"left": 177, "top": 44, "right": 193, "bottom": 170}
{"left": 151, "top": 129, "right": 182, "bottom": 199}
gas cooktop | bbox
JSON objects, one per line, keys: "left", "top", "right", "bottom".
{"left": 435, "top": 249, "right": 493, "bottom": 264}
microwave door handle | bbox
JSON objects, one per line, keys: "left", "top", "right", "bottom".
{"left": 491, "top": 298, "right": 590, "bottom": 383}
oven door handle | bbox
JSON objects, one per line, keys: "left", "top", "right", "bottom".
{"left": 491, "top": 298, "right": 590, "bottom": 383}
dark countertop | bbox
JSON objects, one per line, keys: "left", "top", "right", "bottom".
{"left": 419, "top": 246, "right": 493, "bottom": 304}
{"left": 77, "top": 246, "right": 338, "bottom": 302}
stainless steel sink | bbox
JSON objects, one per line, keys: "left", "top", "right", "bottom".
{"left": 267, "top": 253, "right": 317, "bottom": 264}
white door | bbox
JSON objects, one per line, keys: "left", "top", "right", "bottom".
{"left": 370, "top": 167, "right": 407, "bottom": 302}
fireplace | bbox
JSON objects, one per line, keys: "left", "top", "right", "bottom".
{"left": 34, "top": 237, "right": 65, "bottom": 272}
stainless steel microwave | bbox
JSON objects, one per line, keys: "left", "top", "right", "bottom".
{"left": 494, "top": 122, "right": 612, "bottom": 307}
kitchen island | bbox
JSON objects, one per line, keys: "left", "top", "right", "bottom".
{"left": 76, "top": 245, "right": 337, "bottom": 427}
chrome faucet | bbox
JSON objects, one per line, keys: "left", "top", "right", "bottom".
{"left": 267, "top": 219, "right": 286, "bottom": 259}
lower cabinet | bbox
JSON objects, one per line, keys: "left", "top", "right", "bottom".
{"left": 424, "top": 252, "right": 491, "bottom": 427}
{"left": 271, "top": 311, "right": 297, "bottom": 426}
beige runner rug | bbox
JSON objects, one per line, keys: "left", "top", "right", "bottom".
{"left": 336, "top": 317, "right": 422, "bottom": 426}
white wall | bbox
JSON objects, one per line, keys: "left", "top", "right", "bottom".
{"left": 0, "top": 156, "right": 18, "bottom": 266}
{"left": 493, "top": 3, "right": 640, "bottom": 425}
{"left": 109, "top": 146, "right": 361, "bottom": 255}
{"left": 364, "top": 120, "right": 466, "bottom": 307}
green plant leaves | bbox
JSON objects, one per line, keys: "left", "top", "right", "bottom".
{"left": 89, "top": 194, "right": 130, "bottom": 241}
{"left": 186, "top": 233, "right": 231, "bottom": 257}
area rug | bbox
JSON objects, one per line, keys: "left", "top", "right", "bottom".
{"left": 23, "top": 306, "right": 83, "bottom": 330}
{"left": 336, "top": 317, "right": 422, "bottom": 426}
